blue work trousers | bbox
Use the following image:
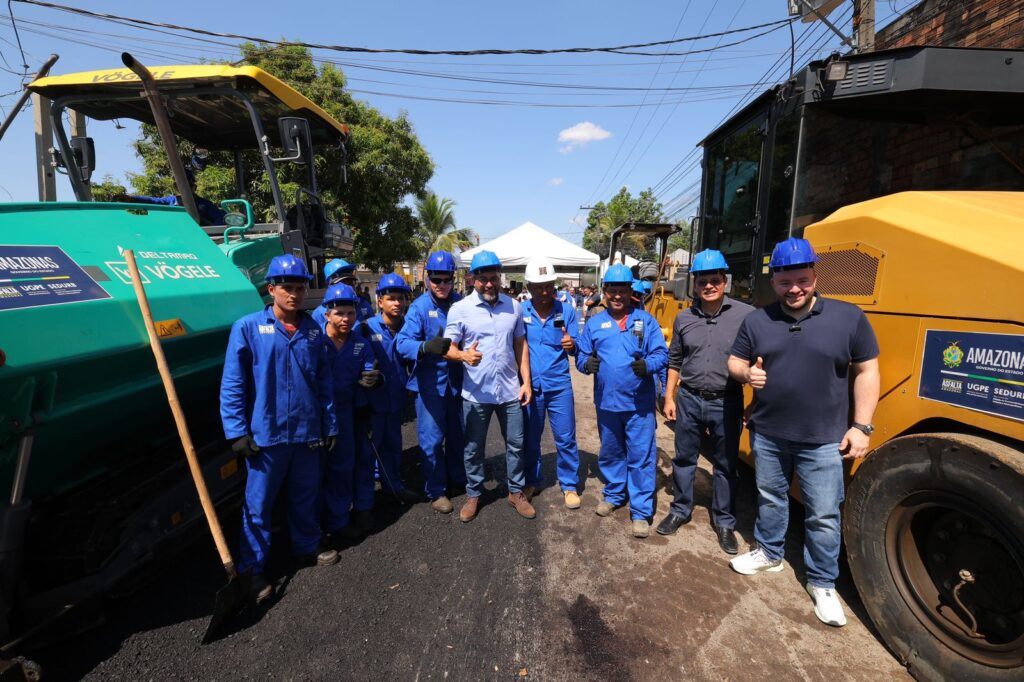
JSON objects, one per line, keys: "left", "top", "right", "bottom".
{"left": 670, "top": 388, "right": 743, "bottom": 528}
{"left": 463, "top": 399, "right": 526, "bottom": 497}
{"left": 524, "top": 387, "right": 580, "bottom": 491}
{"left": 415, "top": 392, "right": 467, "bottom": 499}
{"left": 353, "top": 410, "right": 376, "bottom": 512}
{"left": 751, "top": 432, "right": 845, "bottom": 589}
{"left": 596, "top": 408, "right": 657, "bottom": 520}
{"left": 321, "top": 405, "right": 356, "bottom": 531}
{"left": 366, "top": 409, "right": 407, "bottom": 496}
{"left": 238, "top": 442, "right": 323, "bottom": 574}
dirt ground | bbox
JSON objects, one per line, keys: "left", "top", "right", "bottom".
{"left": 31, "top": 370, "right": 909, "bottom": 681}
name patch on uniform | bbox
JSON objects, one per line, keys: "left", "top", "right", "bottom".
{"left": 353, "top": 342, "right": 365, "bottom": 353}
{"left": 428, "top": 310, "right": 439, "bottom": 318}
{"left": 258, "top": 324, "right": 275, "bottom": 335}
{"left": 372, "top": 333, "right": 383, "bottom": 342}
{"left": 307, "top": 328, "right": 320, "bottom": 340}
{"left": 600, "top": 321, "right": 612, "bottom": 329}
{"left": 523, "top": 316, "right": 533, "bottom": 324}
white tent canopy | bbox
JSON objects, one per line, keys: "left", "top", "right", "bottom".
{"left": 458, "top": 221, "right": 599, "bottom": 269}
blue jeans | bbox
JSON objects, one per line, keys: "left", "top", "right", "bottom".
{"left": 670, "top": 388, "right": 743, "bottom": 528}
{"left": 524, "top": 386, "right": 580, "bottom": 491}
{"left": 751, "top": 432, "right": 845, "bottom": 589}
{"left": 462, "top": 399, "right": 526, "bottom": 497}
{"left": 596, "top": 408, "right": 657, "bottom": 520}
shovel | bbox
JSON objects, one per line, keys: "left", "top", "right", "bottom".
{"left": 124, "top": 250, "right": 249, "bottom": 644}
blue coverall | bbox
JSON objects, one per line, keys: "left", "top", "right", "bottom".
{"left": 358, "top": 315, "right": 412, "bottom": 499}
{"left": 321, "top": 323, "right": 376, "bottom": 532}
{"left": 576, "top": 308, "right": 668, "bottom": 520}
{"left": 220, "top": 307, "right": 336, "bottom": 574}
{"left": 395, "top": 291, "right": 466, "bottom": 500}
{"left": 521, "top": 299, "right": 581, "bottom": 492}
{"left": 124, "top": 193, "right": 227, "bottom": 225}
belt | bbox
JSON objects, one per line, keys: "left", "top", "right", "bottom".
{"left": 679, "top": 384, "right": 730, "bottom": 400}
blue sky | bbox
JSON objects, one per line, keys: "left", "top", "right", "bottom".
{"left": 0, "top": 1, "right": 914, "bottom": 245}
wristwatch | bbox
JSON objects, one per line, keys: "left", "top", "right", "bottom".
{"left": 851, "top": 422, "right": 875, "bottom": 436}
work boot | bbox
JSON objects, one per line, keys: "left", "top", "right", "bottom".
{"left": 632, "top": 519, "right": 650, "bottom": 539}
{"left": 523, "top": 485, "right": 536, "bottom": 501}
{"left": 430, "top": 496, "right": 454, "bottom": 514}
{"left": 508, "top": 491, "right": 536, "bottom": 519}
{"left": 460, "top": 496, "right": 480, "bottom": 523}
{"left": 355, "top": 510, "right": 375, "bottom": 534}
{"left": 563, "top": 490, "right": 581, "bottom": 509}
{"left": 595, "top": 500, "right": 621, "bottom": 517}
{"left": 251, "top": 573, "right": 273, "bottom": 605}
{"left": 294, "top": 547, "right": 339, "bottom": 568}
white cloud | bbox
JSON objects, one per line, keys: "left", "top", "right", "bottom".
{"left": 548, "top": 177, "right": 564, "bottom": 187}
{"left": 557, "top": 121, "right": 611, "bottom": 153}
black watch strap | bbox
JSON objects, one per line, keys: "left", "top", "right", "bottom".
{"left": 852, "top": 422, "right": 875, "bottom": 435}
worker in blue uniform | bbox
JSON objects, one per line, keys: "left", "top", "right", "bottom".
{"left": 319, "top": 283, "right": 382, "bottom": 541}
{"left": 521, "top": 256, "right": 582, "bottom": 510}
{"left": 220, "top": 254, "right": 339, "bottom": 604}
{"left": 394, "top": 252, "right": 466, "bottom": 514}
{"left": 114, "top": 167, "right": 227, "bottom": 225}
{"left": 576, "top": 263, "right": 669, "bottom": 539}
{"left": 312, "top": 259, "right": 374, "bottom": 323}
{"left": 356, "top": 273, "right": 419, "bottom": 507}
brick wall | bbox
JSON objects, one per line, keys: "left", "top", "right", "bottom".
{"left": 876, "top": 0, "right": 1024, "bottom": 50}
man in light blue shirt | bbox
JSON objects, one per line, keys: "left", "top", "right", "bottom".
{"left": 444, "top": 250, "right": 534, "bottom": 523}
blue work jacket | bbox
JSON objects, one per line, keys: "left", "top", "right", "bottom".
{"left": 395, "top": 292, "right": 463, "bottom": 397}
{"left": 325, "top": 331, "right": 376, "bottom": 408}
{"left": 521, "top": 299, "right": 578, "bottom": 393}
{"left": 576, "top": 307, "right": 668, "bottom": 412}
{"left": 220, "top": 306, "right": 336, "bottom": 447}
{"left": 359, "top": 314, "right": 410, "bottom": 413}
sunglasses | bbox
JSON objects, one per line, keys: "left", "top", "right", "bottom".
{"left": 429, "top": 276, "right": 453, "bottom": 285}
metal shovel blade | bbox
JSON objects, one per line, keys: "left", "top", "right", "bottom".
{"left": 202, "top": 570, "right": 251, "bottom": 644}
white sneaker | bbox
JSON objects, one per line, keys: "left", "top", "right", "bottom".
{"left": 729, "top": 547, "right": 784, "bottom": 575}
{"left": 806, "top": 584, "right": 847, "bottom": 627}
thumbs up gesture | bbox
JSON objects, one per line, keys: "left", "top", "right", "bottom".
{"left": 462, "top": 340, "right": 483, "bottom": 367}
{"left": 747, "top": 356, "right": 767, "bottom": 390}
{"left": 584, "top": 350, "right": 601, "bottom": 375}
{"left": 422, "top": 327, "right": 452, "bottom": 356}
{"left": 559, "top": 327, "right": 575, "bottom": 352}
{"left": 359, "top": 359, "right": 383, "bottom": 389}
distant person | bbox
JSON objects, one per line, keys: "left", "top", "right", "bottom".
{"left": 727, "top": 238, "right": 880, "bottom": 628}
{"left": 219, "top": 254, "right": 338, "bottom": 605}
{"left": 114, "top": 167, "right": 226, "bottom": 226}
{"left": 444, "top": 250, "right": 534, "bottom": 523}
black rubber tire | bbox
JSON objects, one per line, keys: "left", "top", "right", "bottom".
{"left": 845, "top": 433, "right": 1024, "bottom": 681}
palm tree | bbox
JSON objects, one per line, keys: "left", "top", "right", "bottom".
{"left": 414, "top": 193, "right": 476, "bottom": 263}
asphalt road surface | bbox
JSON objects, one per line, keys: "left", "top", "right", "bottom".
{"left": 32, "top": 370, "right": 909, "bottom": 681}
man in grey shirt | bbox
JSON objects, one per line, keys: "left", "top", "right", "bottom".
{"left": 657, "top": 250, "right": 754, "bottom": 554}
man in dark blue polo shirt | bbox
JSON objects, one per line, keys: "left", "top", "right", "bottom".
{"left": 726, "top": 237, "right": 880, "bottom": 628}
{"left": 656, "top": 250, "right": 753, "bottom": 554}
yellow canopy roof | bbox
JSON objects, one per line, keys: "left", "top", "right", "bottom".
{"left": 29, "top": 64, "right": 348, "bottom": 150}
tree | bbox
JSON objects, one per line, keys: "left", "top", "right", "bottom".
{"left": 582, "top": 186, "right": 667, "bottom": 262}
{"left": 90, "top": 175, "right": 128, "bottom": 202}
{"left": 124, "top": 43, "right": 434, "bottom": 271}
{"left": 414, "top": 192, "right": 476, "bottom": 259}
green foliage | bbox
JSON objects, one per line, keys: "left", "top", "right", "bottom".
{"left": 582, "top": 186, "right": 666, "bottom": 261}
{"left": 124, "top": 42, "right": 434, "bottom": 271}
{"left": 668, "top": 221, "right": 692, "bottom": 254}
{"left": 89, "top": 175, "right": 128, "bottom": 202}
{"left": 414, "top": 192, "right": 476, "bottom": 260}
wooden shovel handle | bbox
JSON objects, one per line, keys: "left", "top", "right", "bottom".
{"left": 124, "top": 250, "right": 238, "bottom": 578}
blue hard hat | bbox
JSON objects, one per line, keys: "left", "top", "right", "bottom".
{"left": 603, "top": 263, "right": 634, "bottom": 285}
{"left": 376, "top": 273, "right": 410, "bottom": 295}
{"left": 469, "top": 250, "right": 502, "bottom": 273}
{"left": 323, "top": 283, "right": 358, "bottom": 308}
{"left": 631, "top": 281, "right": 646, "bottom": 295}
{"left": 690, "top": 249, "right": 729, "bottom": 274}
{"left": 769, "top": 237, "right": 818, "bottom": 270}
{"left": 265, "top": 254, "right": 312, "bottom": 282}
{"left": 324, "top": 258, "right": 355, "bottom": 281}
{"left": 425, "top": 251, "right": 456, "bottom": 274}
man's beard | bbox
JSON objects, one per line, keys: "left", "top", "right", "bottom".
{"left": 481, "top": 290, "right": 498, "bottom": 302}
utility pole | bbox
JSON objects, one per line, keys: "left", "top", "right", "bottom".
{"left": 853, "top": 0, "right": 876, "bottom": 52}
{"left": 32, "top": 93, "right": 56, "bottom": 201}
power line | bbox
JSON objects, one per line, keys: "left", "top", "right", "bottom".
{"left": 12, "top": 0, "right": 795, "bottom": 57}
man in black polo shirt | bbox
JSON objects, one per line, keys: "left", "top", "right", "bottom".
{"left": 726, "top": 237, "right": 879, "bottom": 628}
{"left": 656, "top": 250, "right": 753, "bottom": 555}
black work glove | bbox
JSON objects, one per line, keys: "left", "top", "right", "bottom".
{"left": 421, "top": 328, "right": 452, "bottom": 357}
{"left": 631, "top": 357, "right": 648, "bottom": 377}
{"left": 358, "top": 361, "right": 383, "bottom": 389}
{"left": 584, "top": 351, "right": 601, "bottom": 375}
{"left": 231, "top": 435, "right": 260, "bottom": 457}
{"left": 323, "top": 435, "right": 336, "bottom": 452}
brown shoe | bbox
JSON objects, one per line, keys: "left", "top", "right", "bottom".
{"left": 430, "top": 496, "right": 454, "bottom": 514}
{"left": 460, "top": 496, "right": 480, "bottom": 523}
{"left": 508, "top": 491, "right": 536, "bottom": 519}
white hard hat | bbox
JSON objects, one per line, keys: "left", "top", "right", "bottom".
{"left": 525, "top": 256, "right": 557, "bottom": 283}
